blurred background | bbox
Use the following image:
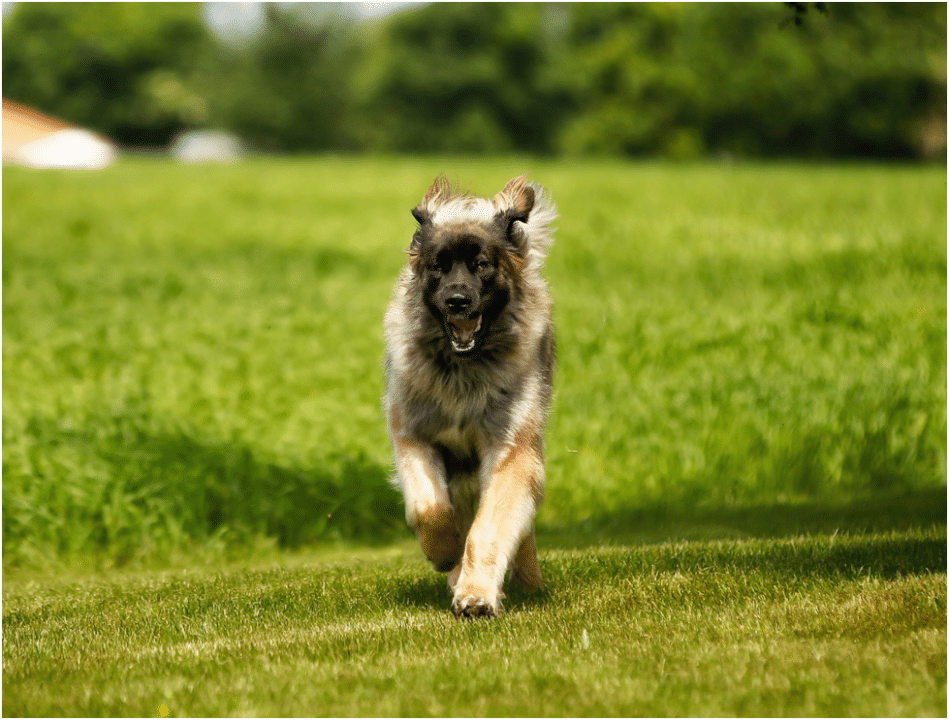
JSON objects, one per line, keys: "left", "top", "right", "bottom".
{"left": 2, "top": 1, "right": 946, "bottom": 163}
{"left": 2, "top": 3, "right": 946, "bottom": 571}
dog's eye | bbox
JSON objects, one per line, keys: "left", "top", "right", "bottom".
{"left": 474, "top": 260, "right": 490, "bottom": 272}
{"left": 431, "top": 253, "right": 452, "bottom": 274}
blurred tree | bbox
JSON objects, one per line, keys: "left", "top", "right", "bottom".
{"left": 2, "top": 2, "right": 215, "bottom": 146}
{"left": 782, "top": 2, "right": 828, "bottom": 28}
{"left": 207, "top": 4, "right": 361, "bottom": 152}
{"left": 354, "top": 2, "right": 576, "bottom": 153}
{"left": 689, "top": 2, "right": 946, "bottom": 158}
{"left": 557, "top": 2, "right": 946, "bottom": 159}
{"left": 556, "top": 3, "right": 701, "bottom": 157}
{"left": 2, "top": 2, "right": 943, "bottom": 158}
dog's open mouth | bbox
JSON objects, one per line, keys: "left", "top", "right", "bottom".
{"left": 446, "top": 315, "right": 482, "bottom": 353}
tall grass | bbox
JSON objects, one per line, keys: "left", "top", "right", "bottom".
{"left": 3, "top": 159, "right": 945, "bottom": 568}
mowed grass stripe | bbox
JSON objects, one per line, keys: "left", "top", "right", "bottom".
{"left": 3, "top": 529, "right": 945, "bottom": 716}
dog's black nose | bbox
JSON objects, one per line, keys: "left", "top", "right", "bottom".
{"left": 445, "top": 294, "right": 472, "bottom": 314}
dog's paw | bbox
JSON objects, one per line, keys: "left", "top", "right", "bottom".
{"left": 451, "top": 594, "right": 501, "bottom": 620}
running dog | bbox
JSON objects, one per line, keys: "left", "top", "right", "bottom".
{"left": 384, "top": 174, "right": 557, "bottom": 618}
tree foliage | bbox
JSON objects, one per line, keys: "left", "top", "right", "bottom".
{"left": 552, "top": 2, "right": 946, "bottom": 158}
{"left": 354, "top": 3, "right": 575, "bottom": 153}
{"left": 2, "top": 2, "right": 945, "bottom": 157}
{"left": 2, "top": 2, "right": 213, "bottom": 146}
{"left": 204, "top": 4, "right": 361, "bottom": 152}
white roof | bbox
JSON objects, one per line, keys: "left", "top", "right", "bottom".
{"left": 171, "top": 130, "right": 242, "bottom": 163}
{"left": 13, "top": 128, "right": 116, "bottom": 170}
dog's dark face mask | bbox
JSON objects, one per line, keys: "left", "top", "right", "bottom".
{"left": 418, "top": 231, "right": 509, "bottom": 356}
{"left": 409, "top": 182, "right": 534, "bottom": 357}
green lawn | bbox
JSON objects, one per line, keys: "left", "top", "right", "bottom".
{"left": 3, "top": 158, "right": 945, "bottom": 567}
{"left": 3, "top": 526, "right": 945, "bottom": 717}
{"left": 3, "top": 158, "right": 946, "bottom": 715}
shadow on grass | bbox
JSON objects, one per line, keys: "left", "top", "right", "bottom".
{"left": 539, "top": 487, "right": 947, "bottom": 550}
{"left": 387, "top": 527, "right": 947, "bottom": 614}
{"left": 5, "top": 413, "right": 406, "bottom": 567}
{"left": 380, "top": 490, "right": 948, "bottom": 613}
{"left": 543, "top": 529, "right": 946, "bottom": 584}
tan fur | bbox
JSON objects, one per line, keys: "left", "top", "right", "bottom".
{"left": 510, "top": 528, "right": 543, "bottom": 588}
{"left": 385, "top": 175, "right": 557, "bottom": 619}
{"left": 414, "top": 501, "right": 462, "bottom": 571}
{"left": 451, "top": 434, "right": 545, "bottom": 615}
{"left": 493, "top": 174, "right": 536, "bottom": 219}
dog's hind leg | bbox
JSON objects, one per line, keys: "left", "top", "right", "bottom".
{"left": 445, "top": 472, "right": 479, "bottom": 591}
{"left": 509, "top": 526, "right": 544, "bottom": 589}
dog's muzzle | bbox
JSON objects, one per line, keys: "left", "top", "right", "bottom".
{"left": 446, "top": 314, "right": 482, "bottom": 353}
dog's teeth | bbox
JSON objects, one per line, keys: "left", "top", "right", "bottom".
{"left": 447, "top": 315, "right": 481, "bottom": 353}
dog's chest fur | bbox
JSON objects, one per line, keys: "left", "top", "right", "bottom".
{"left": 402, "top": 357, "right": 525, "bottom": 453}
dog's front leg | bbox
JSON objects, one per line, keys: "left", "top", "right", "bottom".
{"left": 391, "top": 434, "right": 463, "bottom": 572}
{"left": 451, "top": 434, "right": 544, "bottom": 619}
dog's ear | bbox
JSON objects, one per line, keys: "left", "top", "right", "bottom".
{"left": 408, "top": 206, "right": 428, "bottom": 265}
{"left": 423, "top": 174, "right": 453, "bottom": 205}
{"left": 494, "top": 175, "right": 535, "bottom": 224}
{"left": 411, "top": 174, "right": 457, "bottom": 248}
{"left": 408, "top": 199, "right": 436, "bottom": 277}
{"left": 411, "top": 206, "right": 430, "bottom": 226}
{"left": 493, "top": 175, "right": 535, "bottom": 252}
{"left": 411, "top": 175, "right": 450, "bottom": 233}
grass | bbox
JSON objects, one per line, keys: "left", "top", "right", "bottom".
{"left": 2, "top": 157, "right": 945, "bottom": 568}
{"left": 3, "top": 526, "right": 945, "bottom": 716}
{"left": 2, "top": 157, "right": 946, "bottom": 715}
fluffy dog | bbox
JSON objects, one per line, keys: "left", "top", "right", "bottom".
{"left": 384, "top": 174, "right": 557, "bottom": 618}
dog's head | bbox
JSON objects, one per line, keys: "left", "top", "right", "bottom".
{"left": 408, "top": 175, "right": 555, "bottom": 356}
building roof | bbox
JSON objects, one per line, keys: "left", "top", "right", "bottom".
{"left": 2, "top": 98, "right": 72, "bottom": 158}
{"left": 3, "top": 98, "right": 116, "bottom": 168}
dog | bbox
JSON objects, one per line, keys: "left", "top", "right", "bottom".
{"left": 384, "top": 174, "right": 557, "bottom": 618}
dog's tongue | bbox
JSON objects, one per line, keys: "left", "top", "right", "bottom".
{"left": 449, "top": 316, "right": 481, "bottom": 351}
{"left": 451, "top": 318, "right": 479, "bottom": 335}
